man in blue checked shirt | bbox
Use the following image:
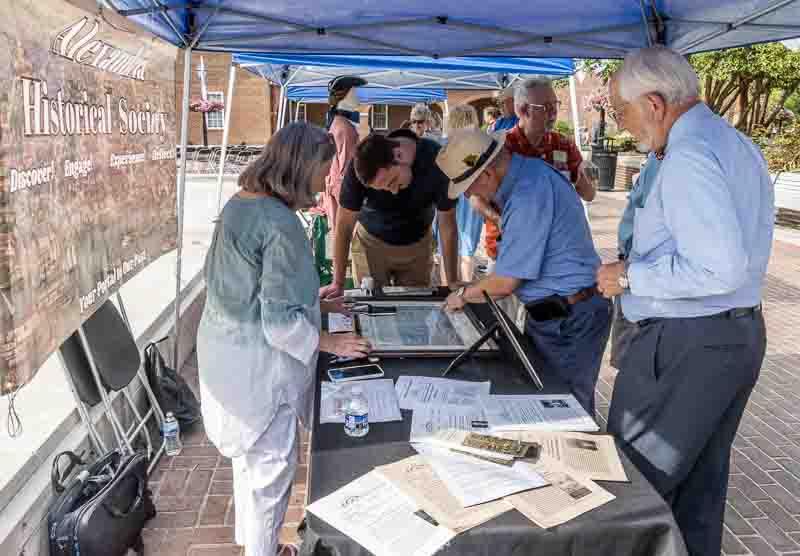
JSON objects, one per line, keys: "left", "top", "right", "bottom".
{"left": 438, "top": 129, "right": 611, "bottom": 418}
{"left": 597, "top": 47, "right": 773, "bottom": 556}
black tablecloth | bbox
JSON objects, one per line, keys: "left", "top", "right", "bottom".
{"left": 300, "top": 301, "right": 688, "bottom": 556}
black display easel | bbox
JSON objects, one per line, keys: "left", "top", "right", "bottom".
{"left": 442, "top": 292, "right": 544, "bottom": 390}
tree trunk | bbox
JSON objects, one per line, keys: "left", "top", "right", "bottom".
{"left": 717, "top": 80, "right": 744, "bottom": 118}
{"left": 735, "top": 80, "right": 750, "bottom": 131}
{"left": 764, "top": 84, "right": 800, "bottom": 129}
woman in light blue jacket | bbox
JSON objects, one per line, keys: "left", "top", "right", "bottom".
{"left": 197, "top": 123, "right": 371, "bottom": 556}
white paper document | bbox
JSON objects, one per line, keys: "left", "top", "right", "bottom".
{"left": 396, "top": 376, "right": 491, "bottom": 410}
{"left": 410, "top": 405, "right": 490, "bottom": 443}
{"left": 506, "top": 454, "right": 615, "bottom": 529}
{"left": 413, "top": 444, "right": 548, "bottom": 507}
{"left": 320, "top": 379, "right": 402, "bottom": 424}
{"left": 306, "top": 471, "right": 456, "bottom": 556}
{"left": 497, "top": 431, "right": 629, "bottom": 482}
{"left": 376, "top": 455, "right": 513, "bottom": 533}
{"left": 328, "top": 313, "right": 354, "bottom": 333}
{"left": 482, "top": 394, "right": 599, "bottom": 432}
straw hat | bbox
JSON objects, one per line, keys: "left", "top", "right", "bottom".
{"left": 436, "top": 129, "right": 506, "bottom": 199}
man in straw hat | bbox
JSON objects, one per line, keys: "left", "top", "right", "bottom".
{"left": 439, "top": 129, "right": 611, "bottom": 416}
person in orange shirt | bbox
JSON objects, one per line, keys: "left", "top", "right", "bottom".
{"left": 482, "top": 78, "right": 596, "bottom": 262}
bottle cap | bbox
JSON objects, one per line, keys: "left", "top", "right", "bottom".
{"left": 166, "top": 411, "right": 174, "bottom": 418}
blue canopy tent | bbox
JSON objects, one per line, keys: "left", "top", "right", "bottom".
{"left": 107, "top": 0, "right": 800, "bottom": 363}
{"left": 286, "top": 86, "right": 447, "bottom": 105}
{"left": 114, "top": 1, "right": 800, "bottom": 58}
{"left": 232, "top": 53, "right": 575, "bottom": 133}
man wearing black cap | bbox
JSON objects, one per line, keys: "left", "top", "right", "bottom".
{"left": 323, "top": 75, "right": 367, "bottom": 231}
{"left": 319, "top": 129, "right": 459, "bottom": 298}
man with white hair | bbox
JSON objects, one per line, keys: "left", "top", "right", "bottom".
{"left": 596, "top": 46, "right": 773, "bottom": 556}
{"left": 438, "top": 129, "right": 611, "bottom": 416}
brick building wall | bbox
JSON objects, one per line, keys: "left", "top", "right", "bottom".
{"left": 174, "top": 55, "right": 609, "bottom": 146}
{"left": 175, "top": 53, "right": 273, "bottom": 146}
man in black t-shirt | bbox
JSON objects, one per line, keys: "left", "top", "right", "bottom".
{"left": 319, "top": 129, "right": 459, "bottom": 298}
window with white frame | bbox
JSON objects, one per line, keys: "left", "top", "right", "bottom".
{"left": 206, "top": 92, "right": 224, "bottom": 130}
{"left": 370, "top": 104, "right": 389, "bottom": 130}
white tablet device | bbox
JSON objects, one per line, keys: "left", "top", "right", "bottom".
{"left": 328, "top": 364, "right": 385, "bottom": 383}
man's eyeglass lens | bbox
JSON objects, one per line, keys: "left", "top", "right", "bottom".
{"left": 528, "top": 101, "right": 562, "bottom": 112}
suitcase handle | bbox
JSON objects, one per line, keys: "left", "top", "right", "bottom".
{"left": 104, "top": 474, "right": 145, "bottom": 518}
{"left": 51, "top": 451, "right": 86, "bottom": 494}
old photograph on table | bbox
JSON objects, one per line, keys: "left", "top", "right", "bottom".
{"left": 356, "top": 301, "right": 496, "bottom": 353}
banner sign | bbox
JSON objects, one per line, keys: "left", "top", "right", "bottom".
{"left": 0, "top": 0, "right": 178, "bottom": 394}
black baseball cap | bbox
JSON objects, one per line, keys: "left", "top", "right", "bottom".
{"left": 328, "top": 75, "right": 368, "bottom": 94}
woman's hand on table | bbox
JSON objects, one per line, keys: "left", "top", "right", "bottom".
{"left": 319, "top": 282, "right": 344, "bottom": 300}
{"left": 319, "top": 332, "right": 372, "bottom": 358}
{"left": 320, "top": 296, "right": 349, "bottom": 315}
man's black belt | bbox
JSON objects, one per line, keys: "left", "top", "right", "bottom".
{"left": 638, "top": 305, "right": 762, "bottom": 327}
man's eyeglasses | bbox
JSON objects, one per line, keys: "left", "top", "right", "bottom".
{"left": 525, "top": 101, "right": 562, "bottom": 113}
{"left": 411, "top": 119, "right": 427, "bottom": 125}
{"left": 607, "top": 100, "right": 631, "bottom": 124}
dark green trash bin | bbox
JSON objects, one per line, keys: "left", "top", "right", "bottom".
{"left": 591, "top": 149, "right": 618, "bottom": 191}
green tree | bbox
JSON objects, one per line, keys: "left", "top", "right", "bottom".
{"left": 691, "top": 43, "right": 800, "bottom": 135}
{"left": 579, "top": 44, "right": 800, "bottom": 135}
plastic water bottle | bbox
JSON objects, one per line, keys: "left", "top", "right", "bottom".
{"left": 344, "top": 387, "right": 369, "bottom": 438}
{"left": 163, "top": 412, "right": 182, "bottom": 456}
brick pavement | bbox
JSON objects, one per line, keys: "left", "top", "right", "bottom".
{"left": 145, "top": 193, "right": 800, "bottom": 555}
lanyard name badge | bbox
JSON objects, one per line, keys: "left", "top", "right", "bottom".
{"left": 553, "top": 150, "right": 571, "bottom": 181}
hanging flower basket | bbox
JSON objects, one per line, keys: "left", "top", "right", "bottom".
{"left": 189, "top": 99, "right": 225, "bottom": 113}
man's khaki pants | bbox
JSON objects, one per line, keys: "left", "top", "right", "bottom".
{"left": 351, "top": 223, "right": 434, "bottom": 287}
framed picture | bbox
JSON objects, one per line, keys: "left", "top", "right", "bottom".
{"left": 355, "top": 301, "right": 498, "bottom": 356}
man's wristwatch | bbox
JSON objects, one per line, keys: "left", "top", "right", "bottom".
{"left": 455, "top": 286, "right": 467, "bottom": 299}
{"left": 617, "top": 265, "right": 630, "bottom": 291}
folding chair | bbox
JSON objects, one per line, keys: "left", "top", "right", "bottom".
{"left": 58, "top": 295, "right": 166, "bottom": 473}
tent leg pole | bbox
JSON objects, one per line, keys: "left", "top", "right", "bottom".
{"left": 277, "top": 86, "right": 286, "bottom": 131}
{"left": 281, "top": 94, "right": 289, "bottom": 129}
{"left": 216, "top": 63, "right": 237, "bottom": 215}
{"left": 568, "top": 75, "right": 581, "bottom": 149}
{"left": 569, "top": 75, "right": 590, "bottom": 222}
{"left": 174, "top": 46, "right": 192, "bottom": 370}
{"left": 295, "top": 101, "right": 301, "bottom": 122}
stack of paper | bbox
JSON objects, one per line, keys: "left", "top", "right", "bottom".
{"left": 412, "top": 444, "right": 548, "bottom": 507}
{"left": 306, "top": 471, "right": 456, "bottom": 556}
{"left": 396, "top": 376, "right": 491, "bottom": 410}
{"left": 506, "top": 454, "right": 616, "bottom": 528}
{"left": 375, "top": 455, "right": 513, "bottom": 533}
{"left": 409, "top": 405, "right": 490, "bottom": 443}
{"left": 320, "top": 379, "right": 402, "bottom": 424}
{"left": 482, "top": 394, "right": 599, "bottom": 432}
{"left": 496, "top": 431, "right": 629, "bottom": 482}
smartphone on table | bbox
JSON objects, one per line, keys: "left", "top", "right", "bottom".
{"left": 328, "top": 364, "right": 385, "bottom": 383}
